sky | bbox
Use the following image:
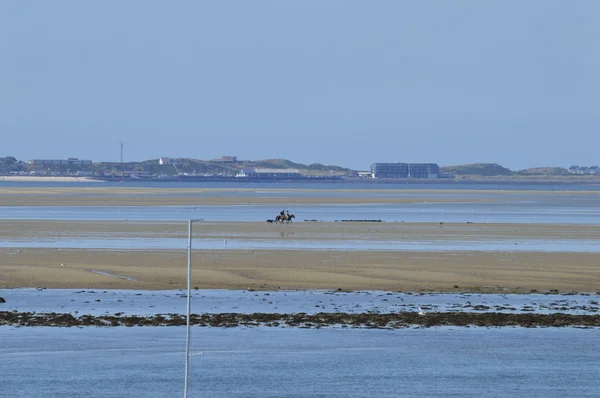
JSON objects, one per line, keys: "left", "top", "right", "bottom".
{"left": 1, "top": 1, "right": 599, "bottom": 171}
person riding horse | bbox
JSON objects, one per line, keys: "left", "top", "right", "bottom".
{"left": 274, "top": 210, "right": 295, "bottom": 223}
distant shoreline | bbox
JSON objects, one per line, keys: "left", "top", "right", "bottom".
{"left": 0, "top": 176, "right": 101, "bottom": 183}
{"left": 1, "top": 175, "right": 600, "bottom": 185}
{"left": 343, "top": 177, "right": 600, "bottom": 185}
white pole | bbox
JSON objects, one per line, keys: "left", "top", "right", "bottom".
{"left": 184, "top": 219, "right": 192, "bottom": 397}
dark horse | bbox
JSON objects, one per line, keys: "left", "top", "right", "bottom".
{"left": 275, "top": 214, "right": 295, "bottom": 224}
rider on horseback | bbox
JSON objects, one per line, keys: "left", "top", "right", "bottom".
{"left": 273, "top": 210, "right": 296, "bottom": 223}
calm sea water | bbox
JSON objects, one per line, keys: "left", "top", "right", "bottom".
{"left": 3, "top": 180, "right": 600, "bottom": 190}
{"left": 1, "top": 326, "right": 599, "bottom": 398}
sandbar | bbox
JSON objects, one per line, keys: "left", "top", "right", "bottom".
{"left": 1, "top": 220, "right": 600, "bottom": 241}
{"left": 0, "top": 176, "right": 98, "bottom": 183}
{"left": 1, "top": 247, "right": 599, "bottom": 293}
{"left": 1, "top": 186, "right": 599, "bottom": 206}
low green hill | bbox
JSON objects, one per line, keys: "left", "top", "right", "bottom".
{"left": 0, "top": 156, "right": 28, "bottom": 174}
{"left": 517, "top": 167, "right": 570, "bottom": 176}
{"left": 440, "top": 163, "right": 514, "bottom": 176}
{"left": 91, "top": 158, "right": 355, "bottom": 177}
{"left": 246, "top": 158, "right": 351, "bottom": 174}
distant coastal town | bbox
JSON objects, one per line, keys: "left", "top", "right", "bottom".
{"left": 0, "top": 155, "right": 599, "bottom": 182}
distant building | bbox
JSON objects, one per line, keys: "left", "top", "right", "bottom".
{"left": 237, "top": 167, "right": 301, "bottom": 178}
{"left": 29, "top": 158, "right": 92, "bottom": 166}
{"left": 371, "top": 162, "right": 441, "bottom": 178}
{"left": 370, "top": 163, "right": 409, "bottom": 178}
{"left": 569, "top": 165, "right": 599, "bottom": 175}
{"left": 408, "top": 163, "right": 440, "bottom": 178}
{"left": 29, "top": 170, "right": 49, "bottom": 176}
{"left": 159, "top": 157, "right": 185, "bottom": 166}
{"left": 218, "top": 156, "right": 238, "bottom": 162}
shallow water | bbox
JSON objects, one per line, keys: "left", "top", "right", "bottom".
{"left": 2, "top": 200, "right": 600, "bottom": 224}
{"left": 1, "top": 236, "right": 599, "bottom": 253}
{"left": 1, "top": 326, "right": 599, "bottom": 397}
{"left": 3, "top": 182, "right": 600, "bottom": 234}
{"left": 3, "top": 180, "right": 600, "bottom": 190}
{"left": 2, "top": 182, "right": 600, "bottom": 225}
{"left": 2, "top": 288, "right": 598, "bottom": 316}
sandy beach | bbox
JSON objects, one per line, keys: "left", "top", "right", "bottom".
{"left": 0, "top": 176, "right": 98, "bottom": 183}
{"left": 1, "top": 246, "right": 599, "bottom": 293}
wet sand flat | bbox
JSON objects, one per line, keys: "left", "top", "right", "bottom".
{"left": 0, "top": 195, "right": 483, "bottom": 206}
{"left": 0, "top": 193, "right": 484, "bottom": 206}
{"left": 2, "top": 220, "right": 600, "bottom": 241}
{"left": 1, "top": 247, "right": 599, "bottom": 293}
{"left": 1, "top": 188, "right": 599, "bottom": 293}
{"left": 2, "top": 186, "right": 599, "bottom": 195}
{"left": 1, "top": 186, "right": 598, "bottom": 206}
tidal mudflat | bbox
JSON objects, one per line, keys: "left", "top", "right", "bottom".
{"left": 1, "top": 186, "right": 599, "bottom": 305}
{"left": 1, "top": 288, "right": 599, "bottom": 328}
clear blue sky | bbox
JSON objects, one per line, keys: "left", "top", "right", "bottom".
{"left": 2, "top": 1, "right": 599, "bottom": 170}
